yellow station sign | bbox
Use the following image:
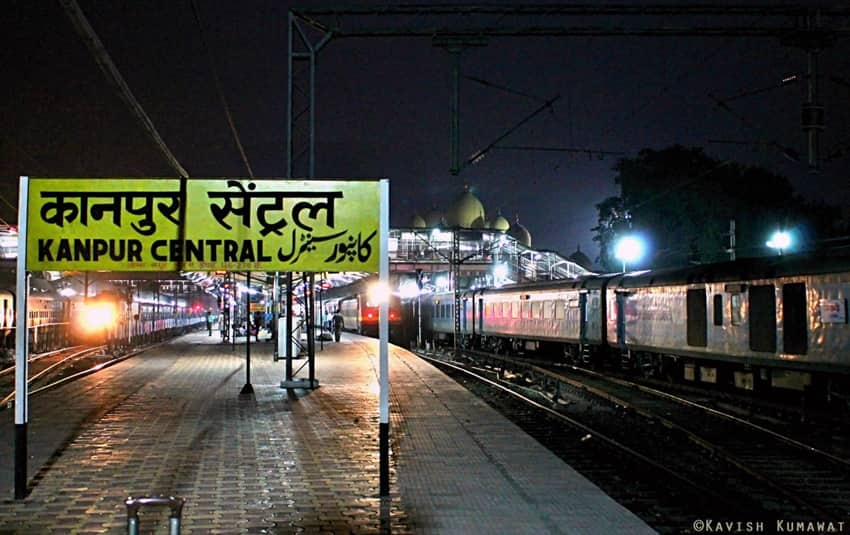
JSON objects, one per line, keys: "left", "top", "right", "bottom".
{"left": 26, "top": 178, "right": 381, "bottom": 272}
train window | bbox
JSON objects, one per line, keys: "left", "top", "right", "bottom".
{"left": 532, "top": 301, "right": 542, "bottom": 319}
{"left": 749, "top": 285, "right": 777, "bottom": 353}
{"left": 521, "top": 301, "right": 530, "bottom": 319}
{"left": 731, "top": 294, "right": 743, "bottom": 325}
{"left": 543, "top": 301, "right": 553, "bottom": 319}
{"left": 713, "top": 294, "right": 723, "bottom": 326}
{"left": 555, "top": 300, "right": 566, "bottom": 320}
{"left": 511, "top": 302, "right": 519, "bottom": 319}
{"left": 782, "top": 283, "right": 807, "bottom": 355}
{"left": 687, "top": 289, "right": 707, "bottom": 347}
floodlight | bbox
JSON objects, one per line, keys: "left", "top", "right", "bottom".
{"left": 614, "top": 235, "right": 646, "bottom": 272}
{"left": 766, "top": 231, "right": 792, "bottom": 255}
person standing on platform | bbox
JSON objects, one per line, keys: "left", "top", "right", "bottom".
{"left": 206, "top": 309, "right": 214, "bottom": 336}
{"left": 332, "top": 309, "right": 343, "bottom": 342}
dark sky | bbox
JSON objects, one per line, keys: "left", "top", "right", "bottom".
{"left": 3, "top": 1, "right": 850, "bottom": 262}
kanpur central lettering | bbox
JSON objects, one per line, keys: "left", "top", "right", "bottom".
{"left": 38, "top": 238, "right": 143, "bottom": 262}
{"left": 37, "top": 238, "right": 276, "bottom": 263}
{"left": 150, "top": 240, "right": 271, "bottom": 262}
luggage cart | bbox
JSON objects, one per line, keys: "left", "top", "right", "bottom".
{"left": 125, "top": 495, "right": 185, "bottom": 535}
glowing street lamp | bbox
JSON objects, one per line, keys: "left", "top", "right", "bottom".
{"left": 766, "top": 230, "right": 792, "bottom": 255}
{"left": 614, "top": 235, "right": 646, "bottom": 273}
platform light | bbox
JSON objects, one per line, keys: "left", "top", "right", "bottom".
{"left": 398, "top": 279, "right": 421, "bottom": 299}
{"left": 614, "top": 235, "right": 646, "bottom": 273}
{"left": 493, "top": 263, "right": 509, "bottom": 288}
{"left": 766, "top": 230, "right": 792, "bottom": 255}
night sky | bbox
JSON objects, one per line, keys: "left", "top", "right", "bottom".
{"left": 3, "top": 1, "right": 850, "bottom": 263}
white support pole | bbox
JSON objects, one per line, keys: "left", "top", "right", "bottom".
{"left": 378, "top": 179, "right": 390, "bottom": 496}
{"left": 14, "top": 176, "right": 30, "bottom": 499}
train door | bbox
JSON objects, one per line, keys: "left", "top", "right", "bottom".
{"left": 782, "top": 282, "right": 807, "bottom": 355}
{"left": 687, "top": 288, "right": 707, "bottom": 347}
{"left": 461, "top": 298, "right": 468, "bottom": 333}
{"left": 477, "top": 297, "right": 483, "bottom": 336}
{"left": 579, "top": 292, "right": 588, "bottom": 342}
{"left": 749, "top": 285, "right": 777, "bottom": 352}
{"left": 615, "top": 292, "right": 627, "bottom": 347}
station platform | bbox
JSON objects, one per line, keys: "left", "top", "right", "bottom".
{"left": 0, "top": 331, "right": 654, "bottom": 534}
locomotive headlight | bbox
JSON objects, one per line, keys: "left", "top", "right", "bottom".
{"left": 367, "top": 282, "right": 391, "bottom": 305}
{"left": 81, "top": 302, "right": 118, "bottom": 332}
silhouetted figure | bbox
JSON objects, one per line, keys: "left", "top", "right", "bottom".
{"left": 332, "top": 310, "right": 343, "bottom": 342}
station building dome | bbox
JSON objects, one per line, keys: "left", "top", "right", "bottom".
{"left": 409, "top": 214, "right": 426, "bottom": 228}
{"left": 424, "top": 208, "right": 445, "bottom": 228}
{"left": 446, "top": 185, "right": 486, "bottom": 229}
{"left": 490, "top": 213, "right": 510, "bottom": 232}
{"left": 568, "top": 245, "right": 594, "bottom": 271}
{"left": 509, "top": 217, "right": 532, "bottom": 247}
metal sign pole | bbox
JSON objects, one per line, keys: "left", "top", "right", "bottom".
{"left": 272, "top": 271, "right": 280, "bottom": 360}
{"left": 379, "top": 179, "right": 390, "bottom": 496}
{"left": 285, "top": 272, "right": 293, "bottom": 381}
{"left": 14, "top": 176, "right": 30, "bottom": 499}
{"left": 241, "top": 271, "right": 254, "bottom": 395}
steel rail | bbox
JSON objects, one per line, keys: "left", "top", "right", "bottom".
{"left": 562, "top": 363, "right": 850, "bottom": 470}
{"left": 455, "top": 348, "right": 842, "bottom": 520}
{"left": 0, "top": 345, "right": 97, "bottom": 379}
{"left": 417, "top": 351, "right": 741, "bottom": 512}
{"left": 1, "top": 345, "right": 151, "bottom": 408}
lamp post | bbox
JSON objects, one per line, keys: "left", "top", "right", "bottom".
{"left": 614, "top": 235, "right": 645, "bottom": 273}
{"left": 766, "top": 231, "right": 792, "bottom": 256}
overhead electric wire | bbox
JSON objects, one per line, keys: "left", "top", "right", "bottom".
{"left": 463, "top": 75, "right": 548, "bottom": 103}
{"left": 189, "top": 0, "right": 255, "bottom": 178}
{"left": 57, "top": 0, "right": 189, "bottom": 178}
{"left": 596, "top": 32, "right": 745, "bottom": 146}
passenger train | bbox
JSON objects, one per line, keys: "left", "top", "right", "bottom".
{"left": 424, "top": 253, "right": 850, "bottom": 402}
{"left": 0, "top": 272, "right": 212, "bottom": 364}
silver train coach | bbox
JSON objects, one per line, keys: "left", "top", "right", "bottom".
{"left": 425, "top": 253, "right": 850, "bottom": 400}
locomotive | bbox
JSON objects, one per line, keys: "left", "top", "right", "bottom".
{"left": 0, "top": 273, "right": 212, "bottom": 360}
{"left": 424, "top": 252, "right": 850, "bottom": 402}
{"left": 321, "top": 275, "right": 407, "bottom": 341}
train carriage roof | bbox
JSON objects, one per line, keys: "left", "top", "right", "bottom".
{"left": 616, "top": 253, "right": 850, "bottom": 289}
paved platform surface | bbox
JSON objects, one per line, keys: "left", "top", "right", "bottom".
{"left": 0, "top": 331, "right": 655, "bottom": 534}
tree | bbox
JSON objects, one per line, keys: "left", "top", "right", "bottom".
{"left": 593, "top": 146, "right": 843, "bottom": 270}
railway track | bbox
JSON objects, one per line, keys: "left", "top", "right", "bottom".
{"left": 0, "top": 345, "right": 130, "bottom": 408}
{"left": 417, "top": 353, "right": 754, "bottom": 533}
{"left": 419, "top": 348, "right": 850, "bottom": 531}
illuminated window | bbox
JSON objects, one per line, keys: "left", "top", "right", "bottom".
{"left": 731, "top": 293, "right": 743, "bottom": 325}
{"left": 542, "top": 300, "right": 553, "bottom": 319}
